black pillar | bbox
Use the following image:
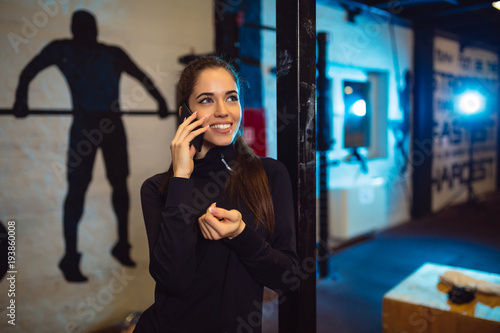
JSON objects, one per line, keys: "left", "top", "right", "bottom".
{"left": 316, "top": 32, "right": 333, "bottom": 278}
{"left": 215, "top": 12, "right": 240, "bottom": 67}
{"left": 498, "top": 70, "right": 500, "bottom": 192}
{"left": 276, "top": 0, "right": 317, "bottom": 332}
{"left": 411, "top": 23, "right": 434, "bottom": 218}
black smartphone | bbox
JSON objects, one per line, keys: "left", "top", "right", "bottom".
{"left": 180, "top": 103, "right": 204, "bottom": 152}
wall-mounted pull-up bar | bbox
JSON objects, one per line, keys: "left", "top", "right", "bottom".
{"left": 0, "top": 109, "right": 176, "bottom": 117}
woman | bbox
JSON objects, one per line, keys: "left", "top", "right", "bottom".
{"left": 133, "top": 56, "right": 298, "bottom": 333}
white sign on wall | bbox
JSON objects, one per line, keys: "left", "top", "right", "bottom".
{"left": 432, "top": 36, "right": 498, "bottom": 212}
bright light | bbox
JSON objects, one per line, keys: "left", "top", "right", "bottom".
{"left": 371, "top": 177, "right": 385, "bottom": 186}
{"left": 344, "top": 86, "right": 353, "bottom": 95}
{"left": 493, "top": 1, "right": 500, "bottom": 11}
{"left": 459, "top": 92, "right": 484, "bottom": 115}
{"left": 350, "top": 99, "right": 366, "bottom": 117}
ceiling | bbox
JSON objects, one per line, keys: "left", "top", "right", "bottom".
{"left": 333, "top": 0, "right": 500, "bottom": 50}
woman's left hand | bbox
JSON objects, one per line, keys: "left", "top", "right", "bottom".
{"left": 198, "top": 203, "right": 246, "bottom": 240}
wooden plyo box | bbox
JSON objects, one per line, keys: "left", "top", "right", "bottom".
{"left": 382, "top": 263, "right": 500, "bottom": 333}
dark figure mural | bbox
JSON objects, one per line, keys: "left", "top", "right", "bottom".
{"left": 13, "top": 10, "right": 168, "bottom": 282}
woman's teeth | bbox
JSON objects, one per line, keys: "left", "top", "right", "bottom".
{"left": 210, "top": 124, "right": 231, "bottom": 130}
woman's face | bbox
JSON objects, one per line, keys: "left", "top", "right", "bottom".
{"left": 188, "top": 67, "right": 241, "bottom": 156}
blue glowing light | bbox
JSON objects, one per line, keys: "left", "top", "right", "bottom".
{"left": 458, "top": 92, "right": 484, "bottom": 115}
{"left": 350, "top": 99, "right": 367, "bottom": 117}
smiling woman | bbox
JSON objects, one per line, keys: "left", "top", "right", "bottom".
{"left": 133, "top": 56, "right": 299, "bottom": 333}
{"left": 185, "top": 67, "right": 242, "bottom": 158}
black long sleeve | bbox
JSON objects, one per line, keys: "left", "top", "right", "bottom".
{"left": 224, "top": 158, "right": 298, "bottom": 292}
{"left": 140, "top": 177, "right": 199, "bottom": 294}
{"left": 135, "top": 145, "right": 298, "bottom": 333}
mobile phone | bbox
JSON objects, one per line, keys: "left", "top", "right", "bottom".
{"left": 180, "top": 103, "right": 204, "bottom": 152}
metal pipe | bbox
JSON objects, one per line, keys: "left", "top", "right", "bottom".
{"left": 0, "top": 109, "right": 175, "bottom": 116}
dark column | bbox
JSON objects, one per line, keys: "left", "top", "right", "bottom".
{"left": 316, "top": 32, "right": 333, "bottom": 278}
{"left": 215, "top": 12, "right": 240, "bottom": 67}
{"left": 498, "top": 74, "right": 500, "bottom": 192}
{"left": 276, "top": 0, "right": 317, "bottom": 332}
{"left": 411, "top": 23, "right": 434, "bottom": 218}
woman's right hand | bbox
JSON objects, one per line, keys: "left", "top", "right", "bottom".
{"left": 170, "top": 111, "right": 208, "bottom": 178}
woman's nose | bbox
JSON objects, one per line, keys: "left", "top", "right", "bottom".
{"left": 214, "top": 102, "right": 229, "bottom": 117}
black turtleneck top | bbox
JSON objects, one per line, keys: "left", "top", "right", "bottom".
{"left": 133, "top": 144, "right": 298, "bottom": 333}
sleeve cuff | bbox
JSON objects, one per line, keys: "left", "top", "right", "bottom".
{"left": 225, "top": 225, "right": 265, "bottom": 258}
{"left": 165, "top": 177, "right": 193, "bottom": 208}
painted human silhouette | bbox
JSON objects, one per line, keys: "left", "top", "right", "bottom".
{"left": 13, "top": 10, "right": 168, "bottom": 282}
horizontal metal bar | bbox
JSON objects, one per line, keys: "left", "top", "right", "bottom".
{"left": 243, "top": 21, "right": 276, "bottom": 32}
{"left": 0, "top": 109, "right": 177, "bottom": 116}
{"left": 318, "top": 0, "right": 411, "bottom": 27}
{"left": 418, "top": 3, "right": 495, "bottom": 18}
{"left": 239, "top": 55, "right": 261, "bottom": 67}
{"left": 376, "top": 0, "right": 458, "bottom": 9}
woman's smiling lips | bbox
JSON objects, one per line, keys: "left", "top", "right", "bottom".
{"left": 210, "top": 122, "right": 233, "bottom": 133}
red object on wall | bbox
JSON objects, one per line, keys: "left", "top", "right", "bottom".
{"left": 243, "top": 107, "right": 266, "bottom": 157}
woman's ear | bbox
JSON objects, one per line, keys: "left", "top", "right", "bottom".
{"left": 178, "top": 106, "right": 182, "bottom": 117}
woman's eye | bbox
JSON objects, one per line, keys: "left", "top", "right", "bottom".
{"left": 199, "top": 98, "right": 213, "bottom": 104}
{"left": 227, "top": 95, "right": 239, "bottom": 102}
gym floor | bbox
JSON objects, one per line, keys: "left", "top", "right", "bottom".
{"left": 263, "top": 193, "right": 500, "bottom": 332}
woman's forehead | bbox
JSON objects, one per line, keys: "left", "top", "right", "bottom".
{"left": 193, "top": 68, "right": 238, "bottom": 92}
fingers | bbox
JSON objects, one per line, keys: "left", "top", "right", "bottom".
{"left": 174, "top": 118, "right": 207, "bottom": 151}
{"left": 184, "top": 116, "right": 206, "bottom": 133}
{"left": 184, "top": 124, "right": 209, "bottom": 145}
{"left": 199, "top": 204, "right": 245, "bottom": 240}
{"left": 198, "top": 216, "right": 211, "bottom": 239}
{"left": 170, "top": 115, "right": 206, "bottom": 160}
{"left": 199, "top": 203, "right": 222, "bottom": 240}
{"left": 172, "top": 109, "right": 196, "bottom": 141}
{"left": 170, "top": 110, "right": 208, "bottom": 178}
{"left": 203, "top": 220, "right": 221, "bottom": 240}
{"left": 199, "top": 213, "right": 223, "bottom": 240}
{"left": 188, "top": 143, "right": 197, "bottom": 159}
{"left": 209, "top": 207, "right": 241, "bottom": 223}
{"left": 205, "top": 207, "right": 238, "bottom": 236}
{"left": 172, "top": 111, "right": 203, "bottom": 143}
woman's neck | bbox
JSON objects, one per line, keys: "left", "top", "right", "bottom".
{"left": 195, "top": 143, "right": 215, "bottom": 159}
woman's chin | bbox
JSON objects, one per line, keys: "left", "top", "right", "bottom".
{"left": 205, "top": 137, "right": 235, "bottom": 148}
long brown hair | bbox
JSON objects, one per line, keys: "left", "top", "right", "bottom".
{"left": 161, "top": 56, "right": 275, "bottom": 235}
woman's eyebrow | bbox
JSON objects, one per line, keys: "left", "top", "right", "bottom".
{"left": 195, "top": 92, "right": 214, "bottom": 99}
{"left": 195, "top": 90, "right": 238, "bottom": 99}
